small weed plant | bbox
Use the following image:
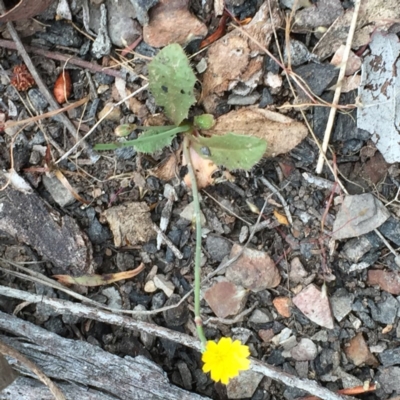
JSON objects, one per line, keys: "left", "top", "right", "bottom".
{"left": 95, "top": 43, "right": 267, "bottom": 383}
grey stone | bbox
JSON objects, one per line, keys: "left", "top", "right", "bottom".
{"left": 102, "top": 287, "right": 122, "bottom": 309}
{"left": 206, "top": 235, "right": 232, "bottom": 262}
{"left": 378, "top": 366, "right": 400, "bottom": 394}
{"left": 379, "top": 216, "right": 400, "bottom": 247}
{"left": 342, "top": 236, "right": 373, "bottom": 262}
{"left": 227, "top": 92, "right": 260, "bottom": 106}
{"left": 28, "top": 89, "right": 48, "bottom": 111}
{"left": 379, "top": 347, "right": 400, "bottom": 367}
{"left": 259, "top": 87, "right": 274, "bottom": 107}
{"left": 42, "top": 174, "right": 75, "bottom": 207}
{"left": 151, "top": 291, "right": 166, "bottom": 309}
{"left": 92, "top": 5, "right": 112, "bottom": 59}
{"left": 332, "top": 194, "right": 390, "bottom": 240}
{"left": 290, "top": 338, "right": 317, "bottom": 361}
{"left": 163, "top": 294, "right": 189, "bottom": 326}
{"left": 29, "top": 131, "right": 46, "bottom": 145}
{"left": 284, "top": 40, "right": 312, "bottom": 67}
{"left": 115, "top": 146, "right": 136, "bottom": 160}
{"left": 87, "top": 216, "right": 109, "bottom": 244}
{"left": 330, "top": 288, "right": 354, "bottom": 322}
{"left": 249, "top": 309, "right": 271, "bottom": 324}
{"left": 226, "top": 370, "right": 263, "bottom": 399}
{"left": 293, "top": 63, "right": 338, "bottom": 99}
{"left": 37, "top": 21, "right": 82, "bottom": 47}
{"left": 368, "top": 293, "right": 399, "bottom": 325}
{"left": 116, "top": 252, "right": 136, "bottom": 272}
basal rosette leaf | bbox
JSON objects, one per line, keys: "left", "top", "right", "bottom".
{"left": 95, "top": 125, "right": 189, "bottom": 154}
{"left": 148, "top": 43, "right": 196, "bottom": 125}
{"left": 192, "top": 133, "right": 267, "bottom": 170}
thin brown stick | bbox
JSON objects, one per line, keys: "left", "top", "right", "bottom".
{"left": 0, "top": 339, "right": 66, "bottom": 400}
{"left": 0, "top": 39, "right": 124, "bottom": 79}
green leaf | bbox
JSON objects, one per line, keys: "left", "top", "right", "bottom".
{"left": 193, "top": 114, "right": 215, "bottom": 130}
{"left": 148, "top": 44, "right": 196, "bottom": 125}
{"left": 192, "top": 133, "right": 267, "bottom": 170}
{"left": 94, "top": 125, "right": 189, "bottom": 154}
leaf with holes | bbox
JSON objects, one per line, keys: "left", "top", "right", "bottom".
{"left": 148, "top": 43, "right": 196, "bottom": 125}
{"left": 192, "top": 133, "right": 266, "bottom": 170}
{"left": 94, "top": 125, "right": 189, "bottom": 153}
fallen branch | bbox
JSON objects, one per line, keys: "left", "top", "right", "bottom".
{"left": 0, "top": 339, "right": 66, "bottom": 400}
{"left": 0, "top": 286, "right": 349, "bottom": 400}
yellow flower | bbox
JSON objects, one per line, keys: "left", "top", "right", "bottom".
{"left": 202, "top": 337, "right": 250, "bottom": 384}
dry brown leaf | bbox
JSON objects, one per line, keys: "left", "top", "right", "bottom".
{"left": 201, "top": 0, "right": 283, "bottom": 112}
{"left": 207, "top": 107, "right": 308, "bottom": 157}
{"left": 273, "top": 209, "right": 289, "bottom": 226}
{"left": 0, "top": 0, "right": 53, "bottom": 23}
{"left": 143, "top": 0, "right": 207, "bottom": 48}
{"left": 330, "top": 45, "right": 361, "bottom": 76}
{"left": 150, "top": 150, "right": 181, "bottom": 181}
{"left": 183, "top": 146, "right": 218, "bottom": 189}
{"left": 54, "top": 263, "right": 145, "bottom": 287}
{"left": 103, "top": 202, "right": 156, "bottom": 247}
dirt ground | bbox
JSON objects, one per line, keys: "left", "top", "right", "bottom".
{"left": 1, "top": 1, "right": 400, "bottom": 399}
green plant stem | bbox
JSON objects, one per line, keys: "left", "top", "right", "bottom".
{"left": 182, "top": 135, "right": 207, "bottom": 348}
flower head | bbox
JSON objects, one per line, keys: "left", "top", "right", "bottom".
{"left": 202, "top": 337, "right": 250, "bottom": 384}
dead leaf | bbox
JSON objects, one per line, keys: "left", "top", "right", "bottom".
{"left": 53, "top": 263, "right": 145, "bottom": 287}
{"left": 207, "top": 107, "right": 308, "bottom": 157}
{"left": 273, "top": 209, "right": 289, "bottom": 226}
{"left": 0, "top": 0, "right": 53, "bottom": 23}
{"left": 103, "top": 202, "right": 156, "bottom": 247}
{"left": 292, "top": 284, "right": 334, "bottom": 329}
{"left": 330, "top": 45, "right": 361, "bottom": 76}
{"left": 183, "top": 146, "right": 218, "bottom": 189}
{"left": 53, "top": 70, "right": 72, "bottom": 104}
{"left": 201, "top": 0, "right": 283, "bottom": 112}
{"left": 150, "top": 150, "right": 181, "bottom": 181}
{"left": 143, "top": 0, "right": 207, "bottom": 48}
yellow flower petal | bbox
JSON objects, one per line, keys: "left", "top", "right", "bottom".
{"left": 201, "top": 337, "right": 250, "bottom": 384}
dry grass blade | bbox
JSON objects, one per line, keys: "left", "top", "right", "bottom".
{"left": 53, "top": 263, "right": 145, "bottom": 287}
{"left": 53, "top": 169, "right": 90, "bottom": 205}
{"left": 4, "top": 97, "right": 88, "bottom": 129}
{"left": 315, "top": 0, "right": 362, "bottom": 174}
